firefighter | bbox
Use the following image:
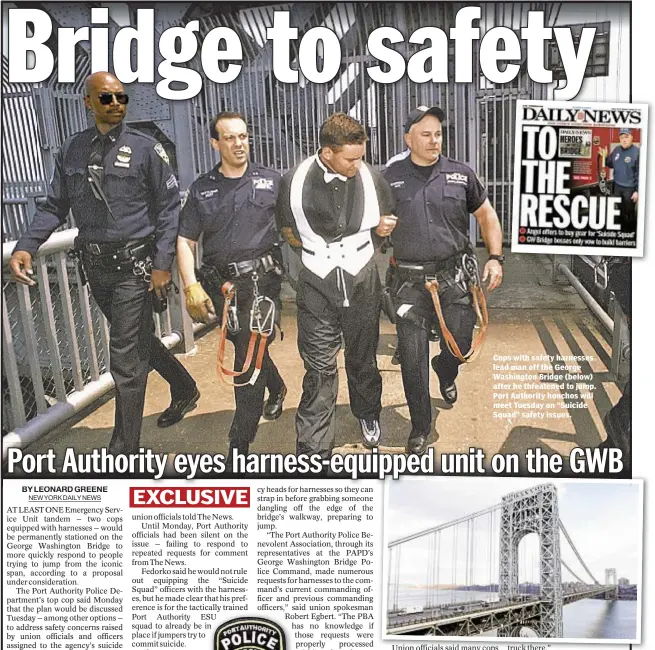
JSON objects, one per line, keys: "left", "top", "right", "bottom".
{"left": 601, "top": 128, "right": 640, "bottom": 229}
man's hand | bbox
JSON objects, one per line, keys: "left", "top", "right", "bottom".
{"left": 9, "top": 251, "right": 36, "bottom": 286}
{"left": 184, "top": 282, "right": 216, "bottom": 324}
{"left": 598, "top": 146, "right": 608, "bottom": 158}
{"left": 375, "top": 215, "right": 398, "bottom": 238}
{"left": 631, "top": 191, "right": 638, "bottom": 203}
{"left": 149, "top": 269, "right": 171, "bottom": 299}
{"left": 482, "top": 259, "right": 503, "bottom": 292}
{"left": 281, "top": 227, "right": 303, "bottom": 249}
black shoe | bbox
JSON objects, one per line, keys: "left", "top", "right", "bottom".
{"left": 431, "top": 357, "right": 457, "bottom": 404}
{"left": 263, "top": 384, "right": 287, "bottom": 421}
{"left": 229, "top": 442, "right": 250, "bottom": 457}
{"left": 406, "top": 432, "right": 429, "bottom": 455}
{"left": 108, "top": 437, "right": 126, "bottom": 455}
{"left": 391, "top": 349, "right": 401, "bottom": 365}
{"left": 157, "top": 388, "right": 200, "bottom": 428}
{"left": 359, "top": 418, "right": 381, "bottom": 449}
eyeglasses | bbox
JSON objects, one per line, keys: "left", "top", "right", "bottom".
{"left": 96, "top": 92, "right": 129, "bottom": 106}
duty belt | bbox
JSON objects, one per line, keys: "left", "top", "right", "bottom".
{"left": 221, "top": 253, "right": 279, "bottom": 280}
{"left": 78, "top": 238, "right": 154, "bottom": 270}
{"left": 396, "top": 252, "right": 489, "bottom": 363}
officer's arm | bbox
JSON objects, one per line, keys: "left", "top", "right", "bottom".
{"left": 474, "top": 200, "right": 503, "bottom": 255}
{"left": 147, "top": 143, "right": 180, "bottom": 272}
{"left": 473, "top": 199, "right": 504, "bottom": 291}
{"left": 12, "top": 149, "right": 71, "bottom": 257}
{"left": 605, "top": 148, "right": 615, "bottom": 169}
{"left": 176, "top": 236, "right": 198, "bottom": 288}
{"left": 275, "top": 173, "right": 303, "bottom": 249}
{"left": 177, "top": 236, "right": 215, "bottom": 324}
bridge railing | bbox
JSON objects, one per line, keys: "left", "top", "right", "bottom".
{"left": 1, "top": 227, "right": 197, "bottom": 455}
{"left": 551, "top": 254, "right": 630, "bottom": 385}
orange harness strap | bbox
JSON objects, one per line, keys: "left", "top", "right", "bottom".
{"left": 425, "top": 278, "right": 489, "bottom": 363}
{"left": 216, "top": 282, "right": 269, "bottom": 387}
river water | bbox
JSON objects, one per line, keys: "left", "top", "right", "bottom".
{"left": 392, "top": 589, "right": 637, "bottom": 639}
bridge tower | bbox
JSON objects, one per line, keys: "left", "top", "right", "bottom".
{"left": 605, "top": 568, "right": 618, "bottom": 599}
{"left": 499, "top": 484, "right": 563, "bottom": 637}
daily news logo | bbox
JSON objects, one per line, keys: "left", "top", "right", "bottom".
{"left": 522, "top": 105, "right": 643, "bottom": 126}
{"left": 215, "top": 618, "right": 285, "bottom": 650}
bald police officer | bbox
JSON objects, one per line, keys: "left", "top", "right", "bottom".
{"left": 384, "top": 106, "right": 504, "bottom": 454}
{"left": 9, "top": 72, "right": 198, "bottom": 454}
{"left": 177, "top": 112, "right": 286, "bottom": 456}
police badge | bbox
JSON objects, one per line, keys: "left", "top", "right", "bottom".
{"left": 215, "top": 617, "right": 286, "bottom": 650}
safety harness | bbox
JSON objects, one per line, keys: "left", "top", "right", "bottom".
{"left": 216, "top": 273, "right": 276, "bottom": 387}
{"left": 424, "top": 253, "right": 489, "bottom": 363}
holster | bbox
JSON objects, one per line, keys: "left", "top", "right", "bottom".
{"left": 196, "top": 264, "right": 225, "bottom": 298}
{"left": 382, "top": 262, "right": 398, "bottom": 323}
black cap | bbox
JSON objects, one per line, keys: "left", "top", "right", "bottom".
{"left": 404, "top": 106, "right": 446, "bottom": 133}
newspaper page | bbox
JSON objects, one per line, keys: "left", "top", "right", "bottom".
{"left": 2, "top": 2, "right": 650, "bottom": 650}
{"left": 511, "top": 100, "right": 648, "bottom": 257}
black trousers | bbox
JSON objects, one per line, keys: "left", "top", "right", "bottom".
{"left": 295, "top": 264, "right": 382, "bottom": 459}
{"left": 614, "top": 185, "right": 637, "bottom": 229}
{"left": 394, "top": 278, "right": 476, "bottom": 436}
{"left": 87, "top": 268, "right": 196, "bottom": 454}
{"left": 208, "top": 273, "right": 284, "bottom": 451}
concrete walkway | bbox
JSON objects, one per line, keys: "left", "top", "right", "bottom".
{"left": 26, "top": 253, "right": 618, "bottom": 466}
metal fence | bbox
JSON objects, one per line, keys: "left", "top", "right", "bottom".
{"left": 1, "top": 230, "right": 192, "bottom": 437}
{"left": 2, "top": 2, "right": 562, "bottom": 241}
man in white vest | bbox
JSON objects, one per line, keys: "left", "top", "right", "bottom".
{"left": 276, "top": 113, "right": 397, "bottom": 459}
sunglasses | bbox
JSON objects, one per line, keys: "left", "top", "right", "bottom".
{"left": 96, "top": 92, "right": 129, "bottom": 106}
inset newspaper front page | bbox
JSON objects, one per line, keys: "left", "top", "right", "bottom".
{"left": 512, "top": 100, "right": 648, "bottom": 256}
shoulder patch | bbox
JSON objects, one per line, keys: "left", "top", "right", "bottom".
{"left": 154, "top": 143, "right": 170, "bottom": 165}
{"left": 181, "top": 189, "right": 189, "bottom": 209}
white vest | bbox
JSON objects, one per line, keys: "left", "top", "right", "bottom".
{"left": 289, "top": 155, "right": 380, "bottom": 280}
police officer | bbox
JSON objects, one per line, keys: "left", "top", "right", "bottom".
{"left": 276, "top": 113, "right": 397, "bottom": 459}
{"left": 384, "top": 106, "right": 504, "bottom": 454}
{"left": 601, "top": 129, "right": 640, "bottom": 229}
{"left": 177, "top": 112, "right": 286, "bottom": 456}
{"left": 9, "top": 72, "right": 198, "bottom": 454}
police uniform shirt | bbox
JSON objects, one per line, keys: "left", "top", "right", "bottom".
{"left": 179, "top": 163, "right": 280, "bottom": 268}
{"left": 606, "top": 144, "right": 640, "bottom": 190}
{"left": 14, "top": 123, "right": 180, "bottom": 271}
{"left": 384, "top": 155, "right": 487, "bottom": 263}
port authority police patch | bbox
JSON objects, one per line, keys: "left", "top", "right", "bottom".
{"left": 215, "top": 617, "right": 285, "bottom": 650}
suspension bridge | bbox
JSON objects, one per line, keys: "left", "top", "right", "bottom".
{"left": 387, "top": 484, "right": 621, "bottom": 637}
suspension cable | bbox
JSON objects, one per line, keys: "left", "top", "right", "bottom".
{"left": 560, "top": 520, "right": 599, "bottom": 584}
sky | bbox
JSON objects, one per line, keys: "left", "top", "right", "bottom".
{"left": 385, "top": 478, "right": 642, "bottom": 586}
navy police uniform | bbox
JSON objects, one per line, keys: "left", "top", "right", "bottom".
{"left": 179, "top": 162, "right": 284, "bottom": 453}
{"left": 606, "top": 143, "right": 639, "bottom": 228}
{"left": 276, "top": 155, "right": 395, "bottom": 458}
{"left": 384, "top": 154, "right": 486, "bottom": 439}
{"left": 14, "top": 122, "right": 197, "bottom": 454}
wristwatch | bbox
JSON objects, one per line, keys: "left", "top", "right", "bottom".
{"left": 488, "top": 254, "right": 505, "bottom": 265}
